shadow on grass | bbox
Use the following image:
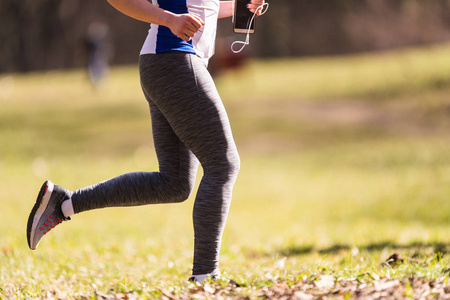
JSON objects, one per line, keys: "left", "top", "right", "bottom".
{"left": 277, "top": 241, "right": 449, "bottom": 257}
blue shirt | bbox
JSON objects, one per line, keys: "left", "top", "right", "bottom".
{"left": 140, "top": 0, "right": 220, "bottom": 64}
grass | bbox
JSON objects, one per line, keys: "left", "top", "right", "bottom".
{"left": 1, "top": 43, "right": 450, "bottom": 298}
{"left": 216, "top": 42, "right": 450, "bottom": 101}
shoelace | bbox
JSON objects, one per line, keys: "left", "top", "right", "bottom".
{"left": 39, "top": 215, "right": 70, "bottom": 234}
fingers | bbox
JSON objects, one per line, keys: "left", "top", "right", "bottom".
{"left": 190, "top": 14, "right": 205, "bottom": 27}
{"left": 248, "top": 0, "right": 265, "bottom": 6}
{"left": 175, "top": 14, "right": 205, "bottom": 42}
{"left": 247, "top": 0, "right": 265, "bottom": 16}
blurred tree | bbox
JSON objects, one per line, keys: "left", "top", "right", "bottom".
{"left": 0, "top": 0, "right": 146, "bottom": 72}
{"left": 2, "top": 0, "right": 450, "bottom": 72}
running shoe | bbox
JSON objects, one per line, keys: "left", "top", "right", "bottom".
{"left": 27, "top": 180, "right": 71, "bottom": 250}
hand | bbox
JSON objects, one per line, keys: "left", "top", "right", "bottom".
{"left": 247, "top": 0, "right": 265, "bottom": 17}
{"left": 168, "top": 13, "right": 205, "bottom": 42}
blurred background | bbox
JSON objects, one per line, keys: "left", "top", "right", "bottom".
{"left": 2, "top": 0, "right": 450, "bottom": 237}
{"left": 2, "top": 1, "right": 450, "bottom": 295}
{"left": 2, "top": 0, "right": 450, "bottom": 73}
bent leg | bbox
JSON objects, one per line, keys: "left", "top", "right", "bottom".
{"left": 72, "top": 52, "right": 239, "bottom": 276}
{"left": 71, "top": 81, "right": 199, "bottom": 213}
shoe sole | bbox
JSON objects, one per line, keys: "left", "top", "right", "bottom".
{"left": 27, "top": 180, "right": 54, "bottom": 250}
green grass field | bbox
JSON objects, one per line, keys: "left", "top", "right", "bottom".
{"left": 1, "top": 43, "right": 450, "bottom": 299}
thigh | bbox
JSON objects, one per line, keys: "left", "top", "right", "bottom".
{"left": 139, "top": 53, "right": 239, "bottom": 171}
{"left": 147, "top": 98, "right": 199, "bottom": 180}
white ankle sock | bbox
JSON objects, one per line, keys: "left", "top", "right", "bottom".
{"left": 192, "top": 274, "right": 209, "bottom": 282}
{"left": 61, "top": 198, "right": 74, "bottom": 218}
{"left": 192, "top": 270, "right": 220, "bottom": 282}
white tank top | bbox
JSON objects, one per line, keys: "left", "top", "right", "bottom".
{"left": 140, "top": 0, "right": 219, "bottom": 64}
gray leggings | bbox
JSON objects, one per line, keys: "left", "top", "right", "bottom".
{"left": 71, "top": 52, "right": 240, "bottom": 275}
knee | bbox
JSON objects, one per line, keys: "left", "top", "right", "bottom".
{"left": 206, "top": 149, "right": 240, "bottom": 182}
{"left": 228, "top": 150, "right": 240, "bottom": 179}
{"left": 175, "top": 186, "right": 194, "bottom": 203}
{"left": 168, "top": 179, "right": 196, "bottom": 203}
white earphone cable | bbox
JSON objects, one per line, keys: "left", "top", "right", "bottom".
{"left": 231, "top": 2, "right": 269, "bottom": 54}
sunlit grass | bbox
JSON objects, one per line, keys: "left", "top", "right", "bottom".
{"left": 1, "top": 44, "right": 450, "bottom": 298}
{"left": 216, "top": 42, "right": 450, "bottom": 102}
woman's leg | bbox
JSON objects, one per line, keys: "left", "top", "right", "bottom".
{"left": 27, "top": 64, "right": 200, "bottom": 251}
{"left": 139, "top": 52, "right": 240, "bottom": 276}
{"left": 70, "top": 99, "right": 199, "bottom": 211}
{"left": 27, "top": 55, "right": 200, "bottom": 250}
{"left": 56, "top": 51, "right": 239, "bottom": 276}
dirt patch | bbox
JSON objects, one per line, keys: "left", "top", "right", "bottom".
{"left": 232, "top": 99, "right": 450, "bottom": 153}
{"left": 277, "top": 101, "right": 448, "bottom": 135}
{"left": 238, "top": 98, "right": 450, "bottom": 134}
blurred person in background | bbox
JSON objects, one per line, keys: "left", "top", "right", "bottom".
{"left": 27, "top": 0, "right": 265, "bottom": 282}
{"left": 84, "top": 22, "right": 112, "bottom": 89}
